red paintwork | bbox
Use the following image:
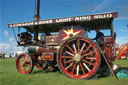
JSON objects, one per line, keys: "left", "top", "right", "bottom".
{"left": 104, "top": 36, "right": 115, "bottom": 63}
{"left": 116, "top": 43, "right": 128, "bottom": 59}
{"left": 59, "top": 28, "right": 85, "bottom": 43}
{"left": 46, "top": 34, "right": 59, "bottom": 46}
{"left": 73, "top": 29, "right": 77, "bottom": 33}
{"left": 37, "top": 47, "right": 57, "bottom": 54}
{"left": 58, "top": 37, "right": 100, "bottom": 79}
{"left": 35, "top": 63, "right": 44, "bottom": 70}
{"left": 16, "top": 53, "right": 32, "bottom": 74}
{"left": 104, "top": 36, "right": 115, "bottom": 44}
{"left": 45, "top": 28, "right": 85, "bottom": 46}
{"left": 34, "top": 55, "right": 47, "bottom": 70}
{"left": 42, "top": 53, "right": 53, "bottom": 61}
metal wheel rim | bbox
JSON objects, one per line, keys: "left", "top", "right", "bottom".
{"left": 58, "top": 37, "right": 101, "bottom": 79}
{"left": 16, "top": 53, "right": 33, "bottom": 74}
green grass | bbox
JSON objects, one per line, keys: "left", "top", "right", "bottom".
{"left": 0, "top": 58, "right": 128, "bottom": 85}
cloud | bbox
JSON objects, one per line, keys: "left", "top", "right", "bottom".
{"left": 9, "top": 38, "right": 14, "bottom": 42}
{"left": 92, "top": 0, "right": 111, "bottom": 12}
{"left": 4, "top": 30, "right": 9, "bottom": 38}
{"left": 4, "top": 30, "right": 15, "bottom": 42}
{"left": 0, "top": 43, "right": 10, "bottom": 53}
{"left": 1, "top": 30, "right": 23, "bottom": 54}
{"left": 0, "top": 42, "right": 23, "bottom": 54}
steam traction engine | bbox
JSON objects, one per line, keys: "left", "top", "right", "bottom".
{"left": 8, "top": 0, "right": 118, "bottom": 79}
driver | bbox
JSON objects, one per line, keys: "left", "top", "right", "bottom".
{"left": 92, "top": 29, "right": 104, "bottom": 46}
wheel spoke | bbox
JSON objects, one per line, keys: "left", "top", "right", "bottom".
{"left": 83, "top": 45, "right": 91, "bottom": 54}
{"left": 25, "top": 62, "right": 30, "bottom": 66}
{"left": 24, "top": 61, "right": 28, "bottom": 66}
{"left": 58, "top": 36, "right": 101, "bottom": 79}
{"left": 19, "top": 60, "right": 24, "bottom": 66}
{"left": 16, "top": 54, "right": 33, "bottom": 74}
{"left": 20, "top": 57, "right": 24, "bottom": 62}
{"left": 66, "top": 63, "right": 73, "bottom": 69}
{"left": 77, "top": 39, "right": 80, "bottom": 52}
{"left": 85, "top": 57, "right": 96, "bottom": 60}
{"left": 89, "top": 50, "right": 93, "bottom": 56}
{"left": 83, "top": 63, "right": 91, "bottom": 72}
{"left": 66, "top": 51, "right": 74, "bottom": 56}
{"left": 79, "top": 63, "right": 85, "bottom": 74}
{"left": 80, "top": 43, "right": 86, "bottom": 54}
{"left": 66, "top": 45, "right": 75, "bottom": 54}
{"left": 82, "top": 51, "right": 95, "bottom": 57}
{"left": 82, "top": 59, "right": 94, "bottom": 65}
{"left": 28, "top": 64, "right": 31, "bottom": 68}
{"left": 64, "top": 59, "right": 73, "bottom": 64}
{"left": 25, "top": 66, "right": 29, "bottom": 70}
{"left": 71, "top": 63, "right": 76, "bottom": 73}
{"left": 62, "top": 56, "right": 73, "bottom": 59}
{"left": 76, "top": 65, "right": 79, "bottom": 75}
{"left": 23, "top": 67, "right": 26, "bottom": 72}
{"left": 24, "top": 56, "right": 28, "bottom": 62}
{"left": 73, "top": 44, "right": 77, "bottom": 53}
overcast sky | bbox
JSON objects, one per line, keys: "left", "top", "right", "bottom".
{"left": 0, "top": 0, "right": 128, "bottom": 54}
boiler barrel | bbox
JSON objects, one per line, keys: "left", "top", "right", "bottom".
{"left": 28, "top": 46, "right": 38, "bottom": 55}
{"left": 28, "top": 46, "right": 57, "bottom": 55}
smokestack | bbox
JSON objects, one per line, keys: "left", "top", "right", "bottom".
{"left": 33, "top": 0, "right": 40, "bottom": 21}
{"left": 33, "top": 0, "right": 40, "bottom": 42}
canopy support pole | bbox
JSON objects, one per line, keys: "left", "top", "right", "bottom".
{"left": 12, "top": 28, "right": 18, "bottom": 43}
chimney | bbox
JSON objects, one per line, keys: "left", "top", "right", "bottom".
{"left": 33, "top": 0, "right": 40, "bottom": 21}
{"left": 33, "top": 0, "right": 40, "bottom": 42}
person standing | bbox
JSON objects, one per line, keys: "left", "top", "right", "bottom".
{"left": 92, "top": 29, "right": 104, "bottom": 46}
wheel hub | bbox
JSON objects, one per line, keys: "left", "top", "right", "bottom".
{"left": 74, "top": 53, "right": 82, "bottom": 62}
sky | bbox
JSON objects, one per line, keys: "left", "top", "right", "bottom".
{"left": 0, "top": 0, "right": 128, "bottom": 54}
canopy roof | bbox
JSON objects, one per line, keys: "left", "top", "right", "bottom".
{"left": 8, "top": 12, "right": 118, "bottom": 33}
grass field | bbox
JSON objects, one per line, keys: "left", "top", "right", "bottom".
{"left": 0, "top": 58, "right": 128, "bottom": 85}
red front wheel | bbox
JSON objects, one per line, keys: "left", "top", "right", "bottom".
{"left": 57, "top": 36, "right": 101, "bottom": 79}
{"left": 16, "top": 53, "right": 34, "bottom": 74}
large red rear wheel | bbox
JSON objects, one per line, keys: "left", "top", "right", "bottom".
{"left": 16, "top": 53, "right": 34, "bottom": 74}
{"left": 57, "top": 36, "right": 101, "bottom": 79}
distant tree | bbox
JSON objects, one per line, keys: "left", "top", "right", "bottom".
{"left": 9, "top": 54, "right": 12, "bottom": 58}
